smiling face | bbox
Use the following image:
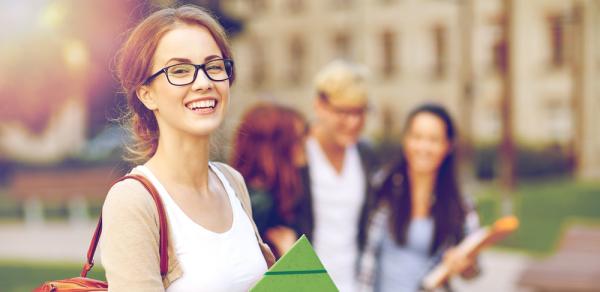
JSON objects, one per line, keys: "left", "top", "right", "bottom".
{"left": 403, "top": 112, "right": 451, "bottom": 176}
{"left": 137, "top": 24, "right": 230, "bottom": 138}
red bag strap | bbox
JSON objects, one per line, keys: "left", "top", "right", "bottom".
{"left": 81, "top": 174, "right": 169, "bottom": 278}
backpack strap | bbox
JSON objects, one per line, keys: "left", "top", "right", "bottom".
{"left": 212, "top": 162, "right": 276, "bottom": 267}
{"left": 81, "top": 174, "right": 169, "bottom": 277}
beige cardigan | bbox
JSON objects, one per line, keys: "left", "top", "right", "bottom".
{"left": 100, "top": 162, "right": 274, "bottom": 291}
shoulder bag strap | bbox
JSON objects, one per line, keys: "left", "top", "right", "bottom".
{"left": 80, "top": 174, "right": 169, "bottom": 277}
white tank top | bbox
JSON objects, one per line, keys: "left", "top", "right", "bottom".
{"left": 135, "top": 163, "right": 267, "bottom": 292}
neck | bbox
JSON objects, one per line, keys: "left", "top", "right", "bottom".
{"left": 145, "top": 129, "right": 211, "bottom": 193}
{"left": 311, "top": 125, "right": 347, "bottom": 172}
{"left": 409, "top": 168, "right": 437, "bottom": 217}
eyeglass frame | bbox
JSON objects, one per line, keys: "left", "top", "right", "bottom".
{"left": 318, "top": 93, "right": 371, "bottom": 118}
{"left": 144, "top": 58, "right": 234, "bottom": 86}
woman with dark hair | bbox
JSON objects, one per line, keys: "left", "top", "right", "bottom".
{"left": 358, "top": 103, "right": 480, "bottom": 292}
{"left": 231, "top": 103, "right": 308, "bottom": 257}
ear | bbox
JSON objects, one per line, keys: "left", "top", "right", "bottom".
{"left": 314, "top": 96, "right": 325, "bottom": 113}
{"left": 447, "top": 140, "right": 457, "bottom": 154}
{"left": 136, "top": 85, "right": 158, "bottom": 111}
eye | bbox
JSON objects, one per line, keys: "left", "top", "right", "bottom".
{"left": 173, "top": 68, "right": 189, "bottom": 74}
{"left": 205, "top": 60, "right": 226, "bottom": 72}
{"left": 206, "top": 64, "right": 224, "bottom": 72}
{"left": 168, "top": 64, "right": 194, "bottom": 76}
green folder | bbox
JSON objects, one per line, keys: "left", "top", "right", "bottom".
{"left": 251, "top": 235, "right": 339, "bottom": 291}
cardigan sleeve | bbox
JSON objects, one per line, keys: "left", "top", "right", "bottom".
{"left": 100, "top": 179, "right": 165, "bottom": 292}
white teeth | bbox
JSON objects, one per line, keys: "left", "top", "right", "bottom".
{"left": 187, "top": 99, "right": 216, "bottom": 110}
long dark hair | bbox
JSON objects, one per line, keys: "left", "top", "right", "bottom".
{"left": 385, "top": 103, "right": 466, "bottom": 255}
{"left": 231, "top": 103, "right": 307, "bottom": 224}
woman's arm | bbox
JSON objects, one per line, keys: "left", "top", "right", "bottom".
{"left": 442, "top": 198, "right": 482, "bottom": 279}
{"left": 265, "top": 226, "right": 298, "bottom": 256}
{"left": 441, "top": 246, "right": 479, "bottom": 279}
{"left": 100, "top": 180, "right": 165, "bottom": 292}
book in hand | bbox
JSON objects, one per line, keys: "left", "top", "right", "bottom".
{"left": 251, "top": 234, "right": 339, "bottom": 291}
{"left": 421, "top": 216, "right": 520, "bottom": 290}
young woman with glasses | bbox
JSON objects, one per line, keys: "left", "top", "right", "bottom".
{"left": 100, "top": 5, "right": 274, "bottom": 291}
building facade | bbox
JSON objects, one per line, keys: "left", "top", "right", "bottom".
{"left": 223, "top": 0, "right": 600, "bottom": 178}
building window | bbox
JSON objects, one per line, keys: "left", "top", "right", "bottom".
{"left": 333, "top": 32, "right": 352, "bottom": 60}
{"left": 251, "top": 0, "right": 268, "bottom": 14}
{"left": 331, "top": 0, "right": 353, "bottom": 9}
{"left": 492, "top": 37, "right": 507, "bottom": 74}
{"left": 288, "top": 0, "right": 304, "bottom": 14}
{"left": 488, "top": 14, "right": 507, "bottom": 74}
{"left": 432, "top": 24, "right": 447, "bottom": 79}
{"left": 381, "top": 30, "right": 397, "bottom": 78}
{"left": 288, "top": 35, "right": 306, "bottom": 85}
{"left": 545, "top": 99, "right": 572, "bottom": 143}
{"left": 547, "top": 13, "right": 569, "bottom": 68}
{"left": 250, "top": 38, "right": 267, "bottom": 88}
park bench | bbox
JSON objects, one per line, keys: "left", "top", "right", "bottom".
{"left": 518, "top": 224, "right": 600, "bottom": 291}
{"left": 7, "top": 166, "right": 124, "bottom": 225}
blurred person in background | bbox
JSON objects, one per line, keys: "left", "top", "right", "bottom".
{"left": 358, "top": 103, "right": 480, "bottom": 292}
{"left": 100, "top": 5, "right": 274, "bottom": 291}
{"left": 298, "top": 60, "right": 379, "bottom": 292}
{"left": 231, "top": 103, "right": 309, "bottom": 257}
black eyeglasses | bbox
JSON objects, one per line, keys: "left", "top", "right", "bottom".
{"left": 319, "top": 93, "right": 370, "bottom": 118}
{"left": 145, "top": 59, "right": 234, "bottom": 86}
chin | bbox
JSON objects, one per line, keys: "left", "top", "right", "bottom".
{"left": 188, "top": 119, "right": 223, "bottom": 136}
{"left": 410, "top": 164, "right": 439, "bottom": 175}
{"left": 339, "top": 136, "right": 359, "bottom": 147}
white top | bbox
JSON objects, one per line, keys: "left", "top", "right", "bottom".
{"left": 135, "top": 163, "right": 267, "bottom": 292}
{"left": 306, "top": 137, "right": 366, "bottom": 292}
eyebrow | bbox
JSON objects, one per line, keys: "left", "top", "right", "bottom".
{"left": 164, "top": 55, "right": 223, "bottom": 66}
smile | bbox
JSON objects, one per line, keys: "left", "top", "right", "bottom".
{"left": 185, "top": 98, "right": 218, "bottom": 114}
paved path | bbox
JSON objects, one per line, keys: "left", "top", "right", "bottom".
{"left": 0, "top": 223, "right": 533, "bottom": 291}
{"left": 452, "top": 250, "right": 532, "bottom": 292}
{"left": 0, "top": 222, "right": 97, "bottom": 262}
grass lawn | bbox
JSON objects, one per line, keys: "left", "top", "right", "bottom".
{"left": 0, "top": 179, "right": 598, "bottom": 290}
{"left": 475, "top": 178, "right": 600, "bottom": 255}
{"left": 0, "top": 260, "right": 105, "bottom": 292}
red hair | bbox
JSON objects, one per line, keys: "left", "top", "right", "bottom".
{"left": 231, "top": 103, "right": 307, "bottom": 223}
{"left": 116, "top": 5, "right": 234, "bottom": 163}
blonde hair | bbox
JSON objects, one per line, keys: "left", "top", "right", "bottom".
{"left": 314, "top": 60, "right": 369, "bottom": 108}
{"left": 116, "top": 5, "right": 234, "bottom": 163}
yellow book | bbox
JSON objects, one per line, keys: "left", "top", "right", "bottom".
{"left": 422, "top": 216, "right": 520, "bottom": 290}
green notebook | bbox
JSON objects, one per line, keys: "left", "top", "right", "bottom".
{"left": 251, "top": 235, "right": 339, "bottom": 291}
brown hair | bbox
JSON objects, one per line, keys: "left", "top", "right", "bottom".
{"left": 231, "top": 103, "right": 307, "bottom": 223}
{"left": 116, "top": 5, "right": 234, "bottom": 163}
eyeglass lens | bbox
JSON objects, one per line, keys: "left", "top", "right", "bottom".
{"left": 166, "top": 59, "right": 232, "bottom": 85}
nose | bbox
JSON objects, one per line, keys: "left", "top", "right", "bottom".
{"left": 346, "top": 114, "right": 364, "bottom": 130}
{"left": 191, "top": 69, "right": 212, "bottom": 91}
